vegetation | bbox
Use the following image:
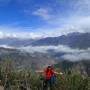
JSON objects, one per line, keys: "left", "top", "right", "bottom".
{"left": 0, "top": 59, "right": 89, "bottom": 90}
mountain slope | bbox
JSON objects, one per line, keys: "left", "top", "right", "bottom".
{"left": 31, "top": 33, "right": 90, "bottom": 49}
{"left": 0, "top": 47, "right": 55, "bottom": 70}
{"left": 0, "top": 38, "right": 36, "bottom": 47}
{"left": 56, "top": 60, "right": 90, "bottom": 76}
{"left": 0, "top": 32, "right": 90, "bottom": 49}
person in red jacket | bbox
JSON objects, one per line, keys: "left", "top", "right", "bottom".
{"left": 43, "top": 65, "right": 56, "bottom": 89}
{"left": 44, "top": 65, "right": 55, "bottom": 79}
{"left": 35, "top": 65, "right": 62, "bottom": 90}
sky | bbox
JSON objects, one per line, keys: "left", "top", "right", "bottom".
{"left": 0, "top": 0, "right": 90, "bottom": 38}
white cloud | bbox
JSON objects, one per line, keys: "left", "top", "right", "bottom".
{"left": 46, "top": 15, "right": 90, "bottom": 35}
{"left": 0, "top": 15, "right": 90, "bottom": 39}
{"left": 75, "top": 0, "right": 90, "bottom": 14}
{"left": 0, "top": 26, "right": 46, "bottom": 39}
{"left": 0, "top": 45, "right": 16, "bottom": 49}
{"left": 62, "top": 52, "right": 90, "bottom": 61}
{"left": 65, "top": 16, "right": 90, "bottom": 29}
{"left": 20, "top": 45, "right": 90, "bottom": 53}
{"left": 0, "top": 39, "right": 89, "bottom": 61}
{"left": 0, "top": 17, "right": 90, "bottom": 39}
{"left": 19, "top": 45, "right": 90, "bottom": 61}
{"left": 32, "top": 8, "right": 53, "bottom": 20}
{"left": 0, "top": 31, "right": 45, "bottom": 39}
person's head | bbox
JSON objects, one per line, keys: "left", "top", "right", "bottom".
{"left": 47, "top": 65, "right": 53, "bottom": 71}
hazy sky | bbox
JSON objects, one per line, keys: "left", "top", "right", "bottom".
{"left": 0, "top": 0, "right": 90, "bottom": 35}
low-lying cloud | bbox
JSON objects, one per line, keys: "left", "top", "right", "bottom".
{"left": 19, "top": 45, "right": 90, "bottom": 61}
{"left": 0, "top": 44, "right": 90, "bottom": 61}
{"left": 62, "top": 52, "right": 90, "bottom": 61}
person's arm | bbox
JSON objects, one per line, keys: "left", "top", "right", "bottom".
{"left": 35, "top": 70, "right": 44, "bottom": 73}
{"left": 54, "top": 71, "right": 60, "bottom": 75}
{"left": 54, "top": 71, "right": 63, "bottom": 75}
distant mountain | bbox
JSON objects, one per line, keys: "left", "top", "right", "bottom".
{"left": 0, "top": 38, "right": 36, "bottom": 47}
{"left": 31, "top": 32, "right": 90, "bottom": 49}
{"left": 0, "top": 32, "right": 90, "bottom": 49}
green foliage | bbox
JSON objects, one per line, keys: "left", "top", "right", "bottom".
{"left": 56, "top": 73, "right": 90, "bottom": 90}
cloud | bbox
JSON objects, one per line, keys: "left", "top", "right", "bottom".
{"left": 33, "top": 0, "right": 90, "bottom": 32}
{"left": 75, "top": 0, "right": 90, "bottom": 14}
{"left": 0, "top": 44, "right": 90, "bottom": 61}
{"left": 19, "top": 45, "right": 90, "bottom": 61}
{"left": 0, "top": 44, "right": 15, "bottom": 49}
{"left": 62, "top": 52, "right": 90, "bottom": 61}
{"left": 0, "top": 25, "right": 44, "bottom": 39}
{"left": 0, "top": 31, "right": 45, "bottom": 39}
{"left": 19, "top": 45, "right": 90, "bottom": 53}
{"left": 46, "top": 15, "right": 90, "bottom": 35}
{"left": 65, "top": 16, "right": 90, "bottom": 28}
{"left": 0, "top": 42, "right": 89, "bottom": 61}
{"left": 32, "top": 8, "right": 53, "bottom": 20}
{"left": 0, "top": 17, "right": 90, "bottom": 39}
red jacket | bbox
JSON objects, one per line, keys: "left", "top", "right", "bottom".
{"left": 45, "top": 69, "right": 56, "bottom": 80}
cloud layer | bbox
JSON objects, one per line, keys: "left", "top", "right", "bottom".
{"left": 62, "top": 52, "right": 90, "bottom": 61}
{"left": 19, "top": 45, "right": 90, "bottom": 61}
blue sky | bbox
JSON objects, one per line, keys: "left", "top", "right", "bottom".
{"left": 0, "top": 0, "right": 73, "bottom": 28}
{"left": 0, "top": 0, "right": 90, "bottom": 38}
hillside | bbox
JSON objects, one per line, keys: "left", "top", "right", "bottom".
{"left": 31, "top": 33, "right": 90, "bottom": 49}
{"left": 0, "top": 47, "right": 55, "bottom": 70}
{"left": 0, "top": 47, "right": 89, "bottom": 76}
{"left": 56, "top": 60, "right": 90, "bottom": 76}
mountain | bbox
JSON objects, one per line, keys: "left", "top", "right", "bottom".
{"left": 31, "top": 32, "right": 90, "bottom": 49}
{"left": 0, "top": 38, "right": 36, "bottom": 47}
{"left": 0, "top": 47, "right": 89, "bottom": 75}
{"left": 0, "top": 32, "right": 89, "bottom": 75}
{"left": 0, "top": 32, "right": 90, "bottom": 61}
{"left": 0, "top": 32, "right": 90, "bottom": 49}
{"left": 0, "top": 47, "right": 55, "bottom": 70}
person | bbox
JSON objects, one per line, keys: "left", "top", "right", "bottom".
{"left": 43, "top": 65, "right": 56, "bottom": 90}
{"left": 36, "top": 65, "right": 62, "bottom": 90}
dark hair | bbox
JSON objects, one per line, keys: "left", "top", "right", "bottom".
{"left": 48, "top": 66, "right": 51, "bottom": 68}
